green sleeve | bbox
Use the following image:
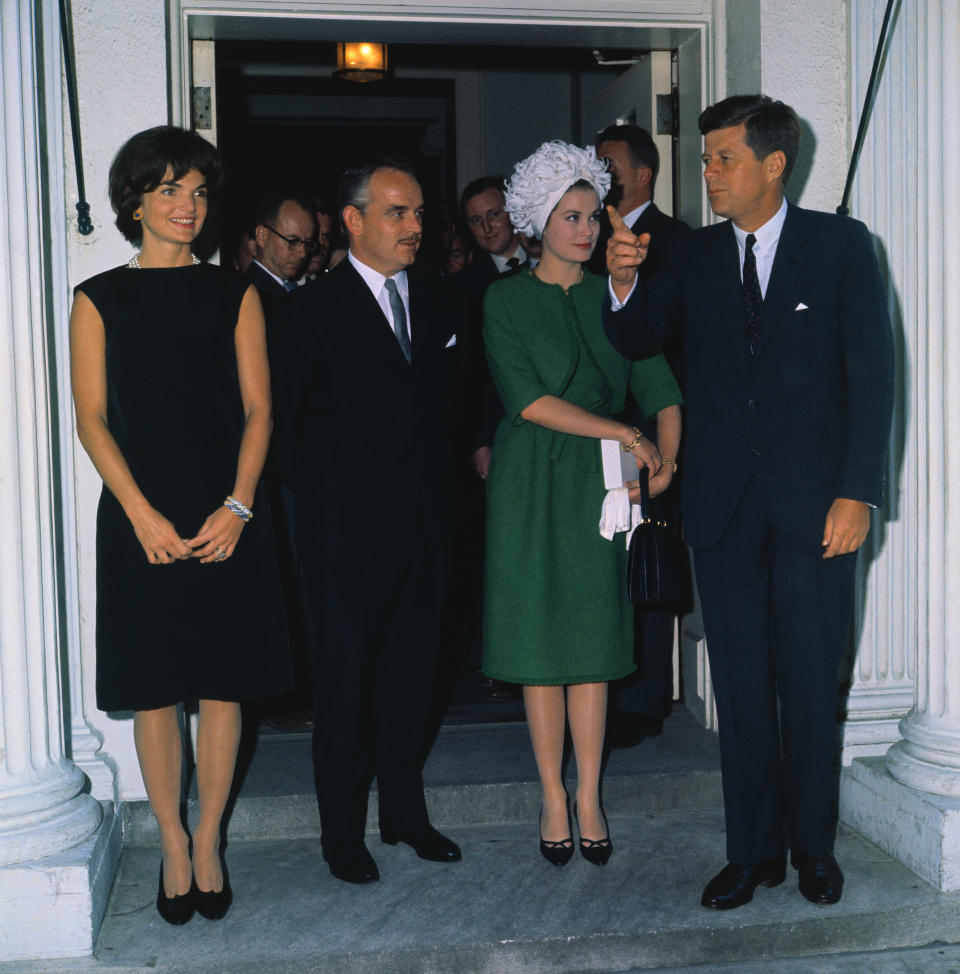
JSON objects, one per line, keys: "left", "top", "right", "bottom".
{"left": 628, "top": 352, "right": 683, "bottom": 418}
{"left": 482, "top": 286, "right": 548, "bottom": 424}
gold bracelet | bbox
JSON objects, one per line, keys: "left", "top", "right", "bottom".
{"left": 620, "top": 427, "right": 644, "bottom": 453}
{"left": 662, "top": 456, "right": 679, "bottom": 473}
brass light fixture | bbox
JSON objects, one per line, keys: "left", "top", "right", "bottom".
{"left": 335, "top": 42, "right": 389, "bottom": 83}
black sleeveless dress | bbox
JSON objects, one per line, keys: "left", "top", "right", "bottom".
{"left": 76, "top": 263, "right": 292, "bottom": 711}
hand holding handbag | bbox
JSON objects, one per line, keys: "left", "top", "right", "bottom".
{"left": 626, "top": 467, "right": 683, "bottom": 605}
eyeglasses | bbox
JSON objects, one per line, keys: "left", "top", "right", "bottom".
{"left": 264, "top": 224, "right": 319, "bottom": 255}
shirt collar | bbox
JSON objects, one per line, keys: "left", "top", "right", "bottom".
{"left": 489, "top": 239, "right": 523, "bottom": 274}
{"left": 621, "top": 200, "right": 653, "bottom": 229}
{"left": 348, "top": 251, "right": 408, "bottom": 299}
{"left": 731, "top": 197, "right": 789, "bottom": 253}
{"left": 252, "top": 259, "right": 287, "bottom": 288}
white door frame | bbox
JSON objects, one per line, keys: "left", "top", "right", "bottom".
{"left": 165, "top": 0, "right": 724, "bottom": 727}
{"left": 167, "top": 0, "right": 722, "bottom": 229}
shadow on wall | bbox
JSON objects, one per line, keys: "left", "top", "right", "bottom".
{"left": 785, "top": 117, "right": 817, "bottom": 205}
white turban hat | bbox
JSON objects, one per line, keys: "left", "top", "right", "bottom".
{"left": 503, "top": 140, "right": 611, "bottom": 239}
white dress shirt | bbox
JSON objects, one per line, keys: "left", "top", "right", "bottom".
{"left": 490, "top": 241, "right": 525, "bottom": 274}
{"left": 731, "top": 197, "right": 788, "bottom": 299}
{"left": 621, "top": 199, "right": 652, "bottom": 230}
{"left": 348, "top": 252, "right": 412, "bottom": 341}
{"left": 608, "top": 197, "right": 788, "bottom": 310}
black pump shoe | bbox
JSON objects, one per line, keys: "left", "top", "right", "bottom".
{"left": 156, "top": 862, "right": 195, "bottom": 926}
{"left": 574, "top": 805, "right": 613, "bottom": 866}
{"left": 194, "top": 867, "right": 233, "bottom": 921}
{"left": 539, "top": 803, "right": 574, "bottom": 867}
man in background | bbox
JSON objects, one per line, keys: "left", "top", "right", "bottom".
{"left": 593, "top": 124, "right": 691, "bottom": 747}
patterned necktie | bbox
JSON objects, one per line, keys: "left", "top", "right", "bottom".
{"left": 282, "top": 279, "right": 297, "bottom": 292}
{"left": 383, "top": 278, "right": 412, "bottom": 364}
{"left": 742, "top": 233, "right": 763, "bottom": 353}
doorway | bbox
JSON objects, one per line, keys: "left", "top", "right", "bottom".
{"left": 168, "top": 0, "right": 717, "bottom": 731}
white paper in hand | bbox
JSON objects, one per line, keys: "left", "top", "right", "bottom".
{"left": 601, "top": 439, "right": 639, "bottom": 489}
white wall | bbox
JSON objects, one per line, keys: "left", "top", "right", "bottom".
{"left": 65, "top": 0, "right": 169, "bottom": 800}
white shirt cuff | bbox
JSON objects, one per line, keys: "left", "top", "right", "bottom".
{"left": 608, "top": 276, "right": 638, "bottom": 311}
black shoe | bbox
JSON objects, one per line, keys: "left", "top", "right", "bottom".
{"left": 701, "top": 857, "right": 786, "bottom": 910}
{"left": 323, "top": 841, "right": 380, "bottom": 884}
{"left": 380, "top": 823, "right": 462, "bottom": 862}
{"left": 194, "top": 861, "right": 233, "bottom": 921}
{"left": 156, "top": 862, "right": 195, "bottom": 925}
{"left": 573, "top": 804, "right": 612, "bottom": 866}
{"left": 791, "top": 850, "right": 843, "bottom": 905}
{"left": 607, "top": 713, "right": 664, "bottom": 749}
{"left": 539, "top": 803, "right": 574, "bottom": 867}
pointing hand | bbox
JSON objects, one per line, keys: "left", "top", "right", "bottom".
{"left": 606, "top": 206, "right": 650, "bottom": 294}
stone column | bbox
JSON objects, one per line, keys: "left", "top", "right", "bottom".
{"left": 0, "top": 0, "right": 119, "bottom": 961}
{"left": 839, "top": 0, "right": 960, "bottom": 891}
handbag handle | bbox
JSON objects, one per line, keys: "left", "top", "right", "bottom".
{"left": 635, "top": 466, "right": 651, "bottom": 523}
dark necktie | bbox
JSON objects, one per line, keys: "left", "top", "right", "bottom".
{"left": 505, "top": 256, "right": 527, "bottom": 273}
{"left": 384, "top": 278, "right": 412, "bottom": 364}
{"left": 282, "top": 279, "right": 297, "bottom": 292}
{"left": 742, "top": 233, "right": 763, "bottom": 353}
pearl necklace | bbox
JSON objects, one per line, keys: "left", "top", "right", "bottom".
{"left": 127, "top": 252, "right": 201, "bottom": 269}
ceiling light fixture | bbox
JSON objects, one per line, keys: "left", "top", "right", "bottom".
{"left": 335, "top": 42, "right": 389, "bottom": 83}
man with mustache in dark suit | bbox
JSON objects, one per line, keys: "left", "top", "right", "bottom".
{"left": 283, "top": 157, "right": 464, "bottom": 885}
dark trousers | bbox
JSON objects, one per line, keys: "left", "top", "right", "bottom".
{"left": 302, "top": 525, "right": 446, "bottom": 851}
{"left": 692, "top": 472, "right": 856, "bottom": 865}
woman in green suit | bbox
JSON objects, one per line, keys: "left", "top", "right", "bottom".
{"left": 482, "top": 141, "right": 682, "bottom": 866}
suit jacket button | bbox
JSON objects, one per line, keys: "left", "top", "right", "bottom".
{"left": 747, "top": 399, "right": 756, "bottom": 409}
{"left": 751, "top": 448, "right": 761, "bottom": 457}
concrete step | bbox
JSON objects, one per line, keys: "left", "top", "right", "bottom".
{"left": 8, "top": 812, "right": 960, "bottom": 974}
{"left": 123, "top": 709, "right": 725, "bottom": 846}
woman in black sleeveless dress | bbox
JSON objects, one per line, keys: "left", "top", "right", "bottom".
{"left": 70, "top": 127, "right": 290, "bottom": 924}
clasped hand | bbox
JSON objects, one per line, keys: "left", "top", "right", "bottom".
{"left": 625, "top": 439, "right": 669, "bottom": 503}
{"left": 132, "top": 504, "right": 244, "bottom": 565}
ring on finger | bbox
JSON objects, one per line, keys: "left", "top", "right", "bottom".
{"left": 215, "top": 546, "right": 226, "bottom": 562}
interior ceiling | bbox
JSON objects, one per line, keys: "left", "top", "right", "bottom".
{"left": 219, "top": 40, "right": 648, "bottom": 74}
{"left": 190, "top": 15, "right": 692, "bottom": 53}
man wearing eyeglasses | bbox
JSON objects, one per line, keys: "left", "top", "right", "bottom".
{"left": 245, "top": 189, "right": 319, "bottom": 736}
{"left": 247, "top": 191, "right": 318, "bottom": 306}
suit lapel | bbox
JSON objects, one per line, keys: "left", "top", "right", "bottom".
{"left": 336, "top": 261, "right": 412, "bottom": 374}
{"left": 752, "top": 204, "right": 806, "bottom": 363}
{"left": 707, "top": 223, "right": 753, "bottom": 375}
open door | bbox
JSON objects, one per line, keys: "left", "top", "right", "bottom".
{"left": 584, "top": 50, "right": 678, "bottom": 216}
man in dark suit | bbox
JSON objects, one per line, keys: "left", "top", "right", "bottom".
{"left": 604, "top": 95, "right": 894, "bottom": 910}
{"left": 244, "top": 190, "right": 319, "bottom": 732}
{"left": 246, "top": 191, "right": 317, "bottom": 297}
{"left": 590, "top": 124, "right": 691, "bottom": 748}
{"left": 284, "top": 157, "right": 463, "bottom": 885}
{"left": 453, "top": 176, "right": 531, "bottom": 476}
{"left": 589, "top": 124, "right": 689, "bottom": 279}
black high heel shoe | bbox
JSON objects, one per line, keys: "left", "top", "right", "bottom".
{"left": 539, "top": 801, "right": 574, "bottom": 867}
{"left": 156, "top": 862, "right": 195, "bottom": 925}
{"left": 574, "top": 804, "right": 613, "bottom": 866}
{"left": 194, "top": 855, "right": 233, "bottom": 920}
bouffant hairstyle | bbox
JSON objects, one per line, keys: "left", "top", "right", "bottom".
{"left": 698, "top": 95, "right": 801, "bottom": 185}
{"left": 108, "top": 126, "right": 223, "bottom": 245}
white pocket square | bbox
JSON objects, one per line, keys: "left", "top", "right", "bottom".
{"left": 795, "top": 302, "right": 809, "bottom": 311}
{"left": 445, "top": 334, "right": 457, "bottom": 348}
